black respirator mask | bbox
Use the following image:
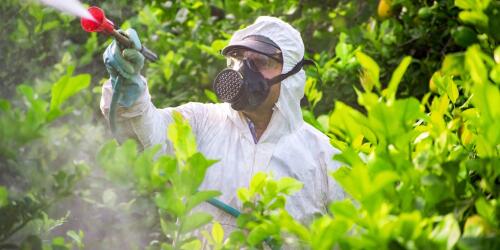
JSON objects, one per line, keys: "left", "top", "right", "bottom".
{"left": 213, "top": 56, "right": 308, "bottom": 111}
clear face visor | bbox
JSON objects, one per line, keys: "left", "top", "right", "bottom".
{"left": 225, "top": 49, "right": 282, "bottom": 72}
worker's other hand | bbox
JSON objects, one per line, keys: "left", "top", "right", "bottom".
{"left": 103, "top": 28, "right": 145, "bottom": 107}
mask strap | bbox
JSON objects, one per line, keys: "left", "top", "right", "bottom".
{"left": 267, "top": 58, "right": 317, "bottom": 84}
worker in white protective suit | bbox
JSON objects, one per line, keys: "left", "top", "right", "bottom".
{"left": 100, "top": 16, "right": 345, "bottom": 237}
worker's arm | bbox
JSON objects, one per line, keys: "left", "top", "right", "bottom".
{"left": 100, "top": 79, "right": 174, "bottom": 151}
{"left": 100, "top": 80, "right": 223, "bottom": 153}
{"left": 100, "top": 28, "right": 204, "bottom": 152}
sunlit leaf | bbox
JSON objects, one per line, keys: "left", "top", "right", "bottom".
{"left": 384, "top": 56, "right": 412, "bottom": 101}
{"left": 0, "top": 186, "right": 8, "bottom": 207}
{"left": 212, "top": 222, "right": 224, "bottom": 244}
{"left": 180, "top": 212, "right": 212, "bottom": 233}
{"left": 168, "top": 111, "right": 197, "bottom": 162}
{"left": 356, "top": 51, "right": 380, "bottom": 89}
{"left": 186, "top": 190, "right": 221, "bottom": 211}
{"left": 50, "top": 67, "right": 91, "bottom": 111}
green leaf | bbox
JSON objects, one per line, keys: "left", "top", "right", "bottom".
{"left": 442, "top": 53, "right": 465, "bottom": 76}
{"left": 356, "top": 51, "right": 380, "bottom": 89}
{"left": 66, "top": 230, "right": 84, "bottom": 248}
{"left": 333, "top": 146, "right": 364, "bottom": 167}
{"left": 160, "top": 217, "right": 176, "bottom": 236}
{"left": 329, "top": 101, "right": 376, "bottom": 144}
{"left": 181, "top": 239, "right": 201, "bottom": 250}
{"left": 384, "top": 56, "right": 412, "bottom": 101}
{"left": 0, "top": 99, "right": 10, "bottom": 111}
{"left": 168, "top": 111, "right": 197, "bottom": 162}
{"left": 368, "top": 98, "right": 422, "bottom": 145}
{"left": 186, "top": 190, "right": 221, "bottom": 211}
{"left": 332, "top": 166, "right": 367, "bottom": 200}
{"left": 490, "top": 64, "right": 500, "bottom": 84}
{"left": 471, "top": 79, "right": 500, "bottom": 123}
{"left": 180, "top": 212, "right": 212, "bottom": 233}
{"left": 466, "top": 45, "right": 488, "bottom": 85}
{"left": 151, "top": 156, "right": 177, "bottom": 188}
{"left": 155, "top": 189, "right": 185, "bottom": 217}
{"left": 228, "top": 230, "right": 246, "bottom": 245}
{"left": 429, "top": 214, "right": 461, "bottom": 249}
{"left": 249, "top": 172, "right": 267, "bottom": 196}
{"left": 371, "top": 171, "right": 399, "bottom": 194}
{"left": 204, "top": 89, "right": 219, "bottom": 103}
{"left": 394, "top": 212, "right": 423, "bottom": 241}
{"left": 211, "top": 39, "right": 229, "bottom": 52}
{"left": 237, "top": 188, "right": 251, "bottom": 202}
{"left": 463, "top": 215, "right": 490, "bottom": 237}
{"left": 97, "top": 140, "right": 138, "bottom": 184}
{"left": 455, "top": 0, "right": 475, "bottom": 10}
{"left": 276, "top": 177, "right": 303, "bottom": 195}
{"left": 455, "top": 0, "right": 491, "bottom": 11}
{"left": 329, "top": 200, "right": 358, "bottom": 219}
{"left": 161, "top": 243, "right": 175, "bottom": 250}
{"left": 494, "top": 46, "right": 500, "bottom": 63}
{"left": 459, "top": 10, "right": 489, "bottom": 28}
{"left": 310, "top": 216, "right": 348, "bottom": 249}
{"left": 336, "top": 39, "right": 350, "bottom": 60}
{"left": 247, "top": 224, "right": 272, "bottom": 246}
{"left": 212, "top": 222, "right": 224, "bottom": 244}
{"left": 445, "top": 77, "right": 460, "bottom": 104}
{"left": 185, "top": 153, "right": 218, "bottom": 192}
{"left": 52, "top": 236, "right": 66, "bottom": 246}
{"left": 475, "top": 198, "right": 496, "bottom": 226}
{"left": 50, "top": 68, "right": 91, "bottom": 111}
{"left": 0, "top": 186, "right": 8, "bottom": 207}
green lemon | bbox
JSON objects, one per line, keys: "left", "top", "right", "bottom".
{"left": 418, "top": 7, "right": 432, "bottom": 19}
{"left": 451, "top": 26, "right": 478, "bottom": 48}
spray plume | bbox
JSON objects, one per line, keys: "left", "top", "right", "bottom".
{"left": 39, "top": 0, "right": 95, "bottom": 22}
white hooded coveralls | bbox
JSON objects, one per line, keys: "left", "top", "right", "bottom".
{"left": 101, "top": 16, "right": 345, "bottom": 233}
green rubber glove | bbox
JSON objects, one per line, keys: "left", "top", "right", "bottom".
{"left": 103, "top": 28, "right": 145, "bottom": 107}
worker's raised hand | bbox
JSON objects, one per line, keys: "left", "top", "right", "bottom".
{"left": 103, "top": 28, "right": 145, "bottom": 107}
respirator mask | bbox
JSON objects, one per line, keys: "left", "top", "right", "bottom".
{"left": 213, "top": 35, "right": 308, "bottom": 111}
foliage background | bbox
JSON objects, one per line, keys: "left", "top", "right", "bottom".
{"left": 0, "top": 0, "right": 499, "bottom": 249}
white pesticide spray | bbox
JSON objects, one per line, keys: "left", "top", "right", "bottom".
{"left": 38, "top": 0, "right": 95, "bottom": 21}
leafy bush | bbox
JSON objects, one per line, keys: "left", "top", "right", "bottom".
{"left": 0, "top": 66, "right": 92, "bottom": 249}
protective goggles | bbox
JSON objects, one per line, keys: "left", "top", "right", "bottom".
{"left": 225, "top": 49, "right": 283, "bottom": 72}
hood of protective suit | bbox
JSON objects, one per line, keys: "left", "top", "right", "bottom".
{"left": 227, "top": 16, "right": 306, "bottom": 133}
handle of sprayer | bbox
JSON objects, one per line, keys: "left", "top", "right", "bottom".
{"left": 110, "top": 30, "right": 158, "bottom": 62}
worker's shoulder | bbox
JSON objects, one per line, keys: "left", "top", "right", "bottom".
{"left": 283, "top": 122, "right": 336, "bottom": 153}
{"left": 300, "top": 122, "right": 331, "bottom": 145}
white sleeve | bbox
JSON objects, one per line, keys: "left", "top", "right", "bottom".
{"left": 99, "top": 78, "right": 210, "bottom": 153}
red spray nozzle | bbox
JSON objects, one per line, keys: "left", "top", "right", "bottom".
{"left": 81, "top": 7, "right": 114, "bottom": 34}
{"left": 80, "top": 6, "right": 158, "bottom": 62}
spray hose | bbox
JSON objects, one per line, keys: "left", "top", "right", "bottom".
{"left": 207, "top": 198, "right": 241, "bottom": 217}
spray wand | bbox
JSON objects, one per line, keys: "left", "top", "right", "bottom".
{"left": 81, "top": 6, "right": 158, "bottom": 61}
